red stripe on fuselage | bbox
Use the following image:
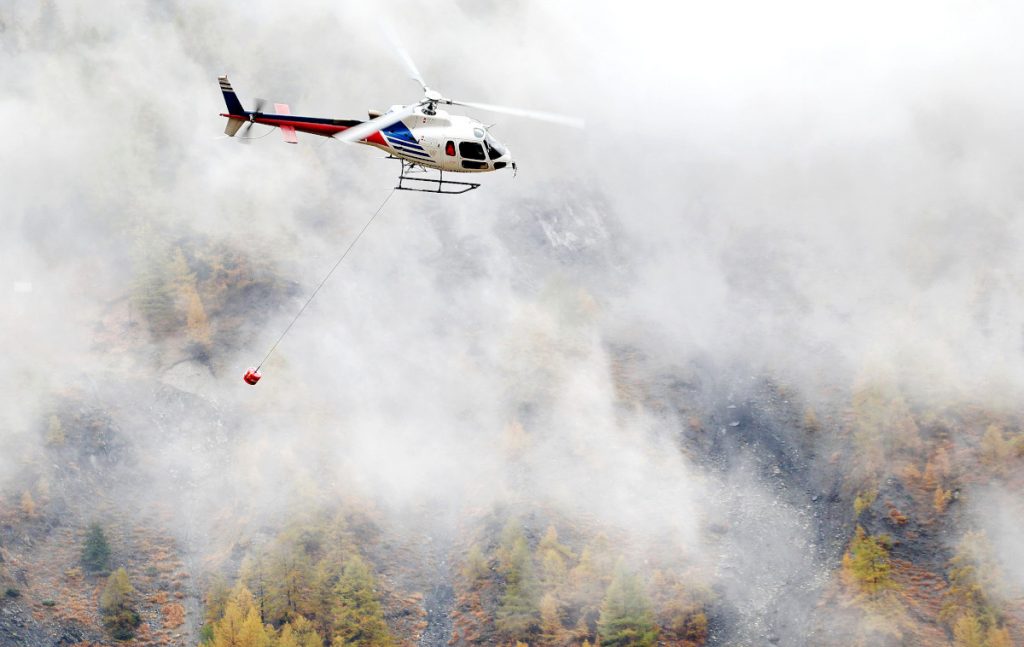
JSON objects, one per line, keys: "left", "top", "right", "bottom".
{"left": 219, "top": 113, "right": 384, "bottom": 144}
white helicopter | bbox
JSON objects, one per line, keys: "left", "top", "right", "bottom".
{"left": 218, "top": 37, "right": 583, "bottom": 194}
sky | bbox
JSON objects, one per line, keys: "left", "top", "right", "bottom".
{"left": 3, "top": 0, "right": 1024, "bottom": 643}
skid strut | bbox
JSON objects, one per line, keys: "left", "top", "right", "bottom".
{"left": 394, "top": 159, "right": 480, "bottom": 195}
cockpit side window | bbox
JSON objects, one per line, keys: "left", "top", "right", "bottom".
{"left": 484, "top": 134, "right": 506, "bottom": 160}
{"left": 459, "top": 141, "right": 486, "bottom": 160}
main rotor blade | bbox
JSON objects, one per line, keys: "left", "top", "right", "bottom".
{"left": 380, "top": 21, "right": 428, "bottom": 92}
{"left": 445, "top": 99, "right": 585, "bottom": 129}
{"left": 333, "top": 103, "right": 422, "bottom": 143}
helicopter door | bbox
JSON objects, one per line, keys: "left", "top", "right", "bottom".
{"left": 458, "top": 141, "right": 488, "bottom": 170}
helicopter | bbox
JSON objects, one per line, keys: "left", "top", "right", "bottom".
{"left": 218, "top": 39, "right": 583, "bottom": 194}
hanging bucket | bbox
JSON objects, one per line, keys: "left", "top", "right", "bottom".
{"left": 243, "top": 368, "right": 262, "bottom": 385}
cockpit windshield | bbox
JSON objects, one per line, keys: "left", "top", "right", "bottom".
{"left": 484, "top": 134, "right": 507, "bottom": 160}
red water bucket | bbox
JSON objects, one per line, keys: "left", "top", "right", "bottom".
{"left": 243, "top": 368, "right": 262, "bottom": 385}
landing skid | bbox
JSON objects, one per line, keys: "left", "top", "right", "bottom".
{"left": 392, "top": 158, "right": 480, "bottom": 195}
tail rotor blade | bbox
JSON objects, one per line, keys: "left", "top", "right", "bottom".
{"left": 445, "top": 99, "right": 585, "bottom": 129}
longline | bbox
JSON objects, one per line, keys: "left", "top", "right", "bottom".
{"left": 256, "top": 188, "right": 397, "bottom": 370}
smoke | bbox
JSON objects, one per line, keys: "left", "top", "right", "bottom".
{"left": 4, "top": 0, "right": 1024, "bottom": 643}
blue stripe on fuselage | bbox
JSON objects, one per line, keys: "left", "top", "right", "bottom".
{"left": 382, "top": 121, "right": 423, "bottom": 149}
{"left": 392, "top": 146, "right": 431, "bottom": 159}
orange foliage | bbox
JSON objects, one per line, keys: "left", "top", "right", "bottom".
{"left": 162, "top": 602, "right": 185, "bottom": 628}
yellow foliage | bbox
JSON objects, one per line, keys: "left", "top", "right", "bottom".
{"left": 20, "top": 491, "right": 36, "bottom": 518}
{"left": 802, "top": 407, "right": 820, "bottom": 432}
{"left": 980, "top": 425, "right": 1010, "bottom": 474}
{"left": 853, "top": 489, "right": 876, "bottom": 516}
{"left": 843, "top": 526, "right": 895, "bottom": 594}
{"left": 986, "top": 625, "right": 1012, "bottom": 647}
{"left": 933, "top": 486, "right": 952, "bottom": 514}
{"left": 952, "top": 614, "right": 984, "bottom": 647}
{"left": 46, "top": 415, "right": 65, "bottom": 446}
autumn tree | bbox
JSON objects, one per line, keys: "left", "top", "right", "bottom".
{"left": 567, "top": 539, "right": 614, "bottom": 636}
{"left": 212, "top": 586, "right": 273, "bottom": 647}
{"left": 331, "top": 555, "right": 392, "bottom": 647}
{"left": 19, "top": 491, "right": 36, "bottom": 518}
{"left": 952, "top": 614, "right": 984, "bottom": 647}
{"left": 539, "top": 592, "right": 567, "bottom": 646}
{"left": 82, "top": 523, "right": 112, "bottom": 574}
{"left": 842, "top": 526, "right": 895, "bottom": 594}
{"left": 597, "top": 562, "right": 658, "bottom": 647}
{"left": 100, "top": 568, "right": 140, "bottom": 640}
{"left": 462, "top": 543, "right": 489, "bottom": 584}
{"left": 279, "top": 616, "right": 324, "bottom": 647}
{"left": 241, "top": 552, "right": 271, "bottom": 622}
{"left": 942, "top": 531, "right": 1004, "bottom": 632}
{"left": 496, "top": 533, "right": 540, "bottom": 640}
{"left": 268, "top": 543, "right": 315, "bottom": 623}
{"left": 46, "top": 414, "right": 65, "bottom": 446}
{"left": 537, "top": 525, "right": 573, "bottom": 591}
{"left": 170, "top": 247, "right": 212, "bottom": 350}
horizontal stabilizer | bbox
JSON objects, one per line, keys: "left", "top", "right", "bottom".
{"left": 224, "top": 117, "right": 245, "bottom": 137}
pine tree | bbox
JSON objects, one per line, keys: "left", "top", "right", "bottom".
{"left": 241, "top": 552, "right": 270, "bottom": 622}
{"left": 205, "top": 575, "right": 232, "bottom": 626}
{"left": 462, "top": 543, "right": 489, "bottom": 584}
{"left": 942, "top": 530, "right": 1003, "bottom": 629}
{"left": 331, "top": 555, "right": 392, "bottom": 646}
{"left": 986, "top": 625, "right": 1012, "bottom": 647}
{"left": 285, "top": 616, "right": 325, "bottom": 647}
{"left": 238, "top": 607, "right": 271, "bottom": 647}
{"left": 100, "top": 568, "right": 140, "bottom": 640}
{"left": 844, "top": 526, "right": 895, "bottom": 594}
{"left": 539, "top": 592, "right": 566, "bottom": 646}
{"left": 496, "top": 535, "right": 540, "bottom": 640}
{"left": 214, "top": 598, "right": 247, "bottom": 647}
{"left": 568, "top": 544, "right": 611, "bottom": 633}
{"left": 597, "top": 562, "right": 657, "bottom": 647}
{"left": 278, "top": 624, "right": 302, "bottom": 647}
{"left": 20, "top": 491, "right": 36, "bottom": 518}
{"left": 269, "top": 545, "right": 314, "bottom": 623}
{"left": 46, "top": 415, "right": 65, "bottom": 446}
{"left": 82, "top": 523, "right": 112, "bottom": 574}
{"left": 952, "top": 614, "right": 984, "bottom": 647}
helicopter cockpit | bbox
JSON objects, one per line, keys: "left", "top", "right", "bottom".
{"left": 447, "top": 128, "right": 511, "bottom": 170}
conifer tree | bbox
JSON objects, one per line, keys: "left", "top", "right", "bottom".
{"left": 942, "top": 531, "right": 1003, "bottom": 631}
{"left": 82, "top": 523, "right": 112, "bottom": 574}
{"left": 278, "top": 625, "right": 302, "bottom": 647}
{"left": 496, "top": 536, "right": 540, "bottom": 640}
{"left": 597, "top": 562, "right": 657, "bottom": 647}
{"left": 214, "top": 598, "right": 247, "bottom": 647}
{"left": 20, "top": 491, "right": 35, "bottom": 518}
{"left": 331, "top": 555, "right": 392, "bottom": 647}
{"left": 952, "top": 614, "right": 984, "bottom": 647}
{"left": 844, "top": 526, "right": 895, "bottom": 594}
{"left": 462, "top": 543, "right": 489, "bottom": 584}
{"left": 238, "top": 607, "right": 271, "bottom": 647}
{"left": 539, "top": 592, "right": 566, "bottom": 646}
{"left": 285, "top": 616, "right": 325, "bottom": 647}
{"left": 100, "top": 568, "right": 140, "bottom": 640}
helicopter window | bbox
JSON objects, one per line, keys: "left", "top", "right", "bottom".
{"left": 459, "top": 141, "right": 486, "bottom": 160}
{"left": 445, "top": 141, "right": 455, "bottom": 156}
{"left": 461, "top": 160, "right": 488, "bottom": 170}
{"left": 484, "top": 135, "right": 506, "bottom": 160}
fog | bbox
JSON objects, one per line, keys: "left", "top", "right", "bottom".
{"left": 3, "top": 0, "right": 1024, "bottom": 644}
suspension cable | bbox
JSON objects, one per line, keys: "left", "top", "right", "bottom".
{"left": 254, "top": 188, "right": 397, "bottom": 371}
